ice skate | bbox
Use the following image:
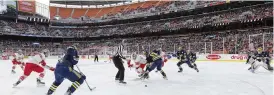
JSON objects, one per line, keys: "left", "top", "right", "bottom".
{"left": 64, "top": 88, "right": 72, "bottom": 95}
{"left": 163, "top": 76, "right": 168, "bottom": 80}
{"left": 37, "top": 78, "right": 45, "bottom": 86}
{"left": 11, "top": 70, "right": 16, "bottom": 74}
{"left": 178, "top": 68, "right": 183, "bottom": 72}
{"left": 13, "top": 80, "right": 21, "bottom": 87}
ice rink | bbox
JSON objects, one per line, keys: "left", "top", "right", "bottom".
{"left": 0, "top": 59, "right": 273, "bottom": 95}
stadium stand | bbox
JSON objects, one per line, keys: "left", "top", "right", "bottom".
{"left": 0, "top": 1, "right": 273, "bottom": 57}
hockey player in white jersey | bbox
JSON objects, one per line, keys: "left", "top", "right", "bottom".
{"left": 247, "top": 47, "right": 273, "bottom": 73}
{"left": 127, "top": 52, "right": 147, "bottom": 77}
{"left": 11, "top": 50, "right": 25, "bottom": 74}
{"left": 13, "top": 49, "right": 55, "bottom": 87}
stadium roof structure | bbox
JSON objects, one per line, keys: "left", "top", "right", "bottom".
{"left": 49, "top": 0, "right": 143, "bottom": 8}
{"left": 50, "top": 0, "right": 126, "bottom": 6}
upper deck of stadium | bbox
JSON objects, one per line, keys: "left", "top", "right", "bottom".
{"left": 49, "top": 1, "right": 227, "bottom": 20}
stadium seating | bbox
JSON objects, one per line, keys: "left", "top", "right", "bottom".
{"left": 50, "top": 1, "right": 227, "bottom": 21}
{"left": 0, "top": 27, "right": 272, "bottom": 56}
{"left": 0, "top": 2, "right": 272, "bottom": 57}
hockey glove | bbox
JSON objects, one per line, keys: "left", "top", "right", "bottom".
{"left": 163, "top": 59, "right": 168, "bottom": 63}
{"left": 127, "top": 60, "right": 133, "bottom": 68}
{"left": 44, "top": 65, "right": 55, "bottom": 71}
{"left": 40, "top": 60, "right": 47, "bottom": 66}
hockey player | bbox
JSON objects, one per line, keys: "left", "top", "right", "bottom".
{"left": 108, "top": 54, "right": 113, "bottom": 63}
{"left": 127, "top": 52, "right": 147, "bottom": 77}
{"left": 13, "top": 49, "right": 55, "bottom": 87}
{"left": 155, "top": 50, "right": 168, "bottom": 72}
{"left": 46, "top": 46, "right": 85, "bottom": 95}
{"left": 141, "top": 49, "right": 167, "bottom": 80}
{"left": 248, "top": 47, "right": 273, "bottom": 73}
{"left": 105, "top": 53, "right": 113, "bottom": 63}
{"left": 11, "top": 50, "right": 25, "bottom": 74}
{"left": 246, "top": 41, "right": 256, "bottom": 64}
{"left": 187, "top": 50, "right": 199, "bottom": 72}
{"left": 176, "top": 47, "right": 198, "bottom": 72}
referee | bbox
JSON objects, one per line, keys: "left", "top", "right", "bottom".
{"left": 94, "top": 53, "right": 99, "bottom": 62}
{"left": 113, "top": 40, "right": 127, "bottom": 84}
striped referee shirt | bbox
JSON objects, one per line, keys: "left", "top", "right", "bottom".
{"left": 115, "top": 44, "right": 125, "bottom": 59}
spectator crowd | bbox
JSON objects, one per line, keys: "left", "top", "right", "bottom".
{"left": 0, "top": 2, "right": 272, "bottom": 56}
{"left": 0, "top": 27, "right": 272, "bottom": 56}
{"left": 0, "top": 3, "right": 272, "bottom": 38}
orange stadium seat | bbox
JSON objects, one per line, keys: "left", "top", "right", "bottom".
{"left": 50, "top": 7, "right": 57, "bottom": 19}
{"left": 141, "top": 1, "right": 159, "bottom": 8}
{"left": 72, "top": 9, "right": 87, "bottom": 19}
{"left": 157, "top": 1, "right": 170, "bottom": 6}
{"left": 111, "top": 4, "right": 128, "bottom": 15}
{"left": 50, "top": 1, "right": 173, "bottom": 19}
{"left": 103, "top": 2, "right": 151, "bottom": 17}
{"left": 127, "top": 2, "right": 145, "bottom": 10}
{"left": 86, "top": 8, "right": 101, "bottom": 18}
{"left": 95, "top": 7, "right": 113, "bottom": 18}
{"left": 59, "top": 8, "right": 73, "bottom": 19}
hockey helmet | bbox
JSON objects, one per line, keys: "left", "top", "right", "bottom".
{"left": 257, "top": 47, "right": 263, "bottom": 53}
{"left": 186, "top": 50, "right": 191, "bottom": 54}
{"left": 143, "top": 51, "right": 149, "bottom": 56}
{"left": 67, "top": 46, "right": 78, "bottom": 56}
{"left": 18, "top": 49, "right": 23, "bottom": 54}
{"left": 42, "top": 49, "right": 50, "bottom": 57}
{"left": 132, "top": 52, "right": 137, "bottom": 59}
{"left": 178, "top": 47, "right": 182, "bottom": 51}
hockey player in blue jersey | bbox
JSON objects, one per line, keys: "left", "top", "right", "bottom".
{"left": 187, "top": 50, "right": 199, "bottom": 72}
{"left": 141, "top": 49, "right": 167, "bottom": 80}
{"left": 176, "top": 47, "right": 199, "bottom": 72}
{"left": 248, "top": 47, "right": 273, "bottom": 73}
{"left": 46, "top": 46, "right": 86, "bottom": 95}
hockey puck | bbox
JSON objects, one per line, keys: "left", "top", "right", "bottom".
{"left": 145, "top": 85, "right": 147, "bottom": 87}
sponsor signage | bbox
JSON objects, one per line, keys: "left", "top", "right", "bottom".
{"left": 18, "top": 0, "right": 35, "bottom": 13}
{"left": 198, "top": 54, "right": 249, "bottom": 61}
{"left": 230, "top": 55, "right": 248, "bottom": 60}
{"left": 206, "top": 54, "right": 221, "bottom": 60}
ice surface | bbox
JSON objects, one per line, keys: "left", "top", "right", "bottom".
{"left": 0, "top": 59, "right": 273, "bottom": 95}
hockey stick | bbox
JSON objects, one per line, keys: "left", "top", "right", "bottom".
{"left": 75, "top": 65, "right": 96, "bottom": 91}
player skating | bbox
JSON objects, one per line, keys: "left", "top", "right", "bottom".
{"left": 127, "top": 52, "right": 148, "bottom": 77}
{"left": 11, "top": 50, "right": 25, "bottom": 74}
{"left": 155, "top": 50, "right": 169, "bottom": 72}
{"left": 46, "top": 46, "right": 86, "bottom": 95}
{"left": 247, "top": 47, "right": 273, "bottom": 73}
{"left": 105, "top": 53, "right": 113, "bottom": 63}
{"left": 141, "top": 49, "right": 167, "bottom": 80}
{"left": 246, "top": 41, "right": 256, "bottom": 64}
{"left": 109, "top": 54, "right": 113, "bottom": 63}
{"left": 176, "top": 47, "right": 199, "bottom": 73}
{"left": 13, "top": 49, "right": 55, "bottom": 87}
{"left": 187, "top": 50, "right": 199, "bottom": 72}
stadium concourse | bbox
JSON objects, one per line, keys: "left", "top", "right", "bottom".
{"left": 0, "top": 0, "right": 273, "bottom": 95}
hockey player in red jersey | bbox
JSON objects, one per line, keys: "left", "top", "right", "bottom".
{"left": 11, "top": 50, "right": 25, "bottom": 74}
{"left": 13, "top": 49, "right": 55, "bottom": 87}
{"left": 127, "top": 52, "right": 147, "bottom": 77}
